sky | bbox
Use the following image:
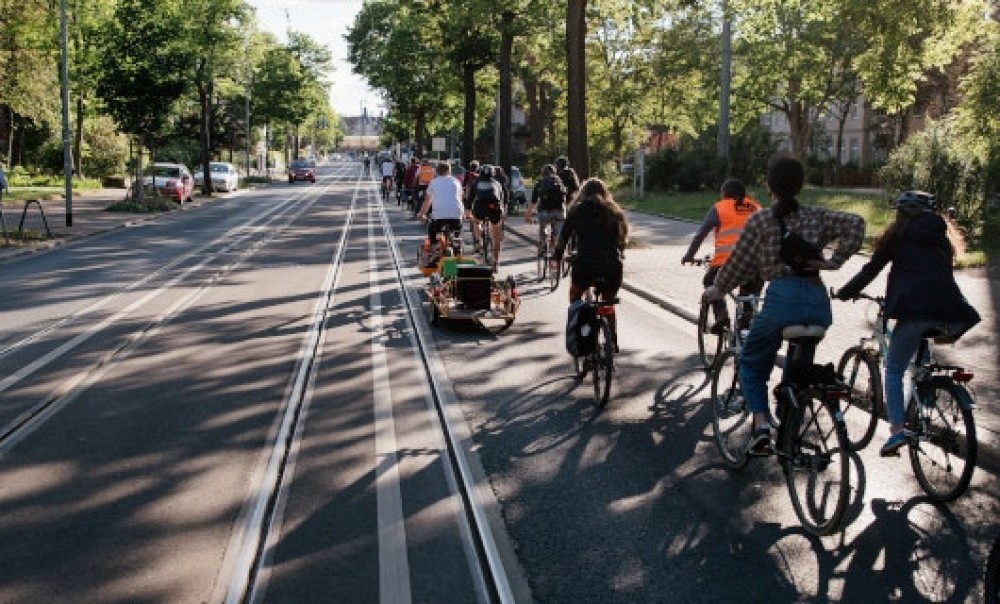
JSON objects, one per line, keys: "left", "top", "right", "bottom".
{"left": 249, "top": 0, "right": 385, "bottom": 118}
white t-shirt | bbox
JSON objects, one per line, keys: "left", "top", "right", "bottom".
{"left": 381, "top": 160, "right": 395, "bottom": 177}
{"left": 425, "top": 175, "right": 464, "bottom": 219}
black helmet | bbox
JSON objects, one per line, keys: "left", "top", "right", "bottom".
{"left": 479, "top": 164, "right": 494, "bottom": 179}
{"left": 555, "top": 156, "right": 568, "bottom": 170}
{"left": 892, "top": 190, "right": 936, "bottom": 215}
{"left": 542, "top": 164, "right": 556, "bottom": 177}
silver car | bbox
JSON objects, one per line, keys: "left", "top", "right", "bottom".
{"left": 194, "top": 162, "right": 240, "bottom": 192}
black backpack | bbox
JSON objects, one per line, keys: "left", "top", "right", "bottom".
{"left": 475, "top": 180, "right": 501, "bottom": 207}
{"left": 539, "top": 176, "right": 566, "bottom": 210}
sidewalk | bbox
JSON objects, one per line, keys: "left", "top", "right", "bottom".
{"left": 0, "top": 188, "right": 224, "bottom": 264}
{"left": 505, "top": 210, "right": 1000, "bottom": 469}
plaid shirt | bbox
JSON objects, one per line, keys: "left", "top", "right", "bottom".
{"left": 714, "top": 204, "right": 865, "bottom": 294}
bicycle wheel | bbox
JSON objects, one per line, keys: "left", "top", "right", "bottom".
{"left": 561, "top": 238, "right": 574, "bottom": 278}
{"left": 782, "top": 393, "right": 850, "bottom": 536}
{"left": 986, "top": 531, "right": 1000, "bottom": 604}
{"left": 836, "top": 346, "right": 882, "bottom": 451}
{"left": 547, "top": 242, "right": 560, "bottom": 291}
{"left": 710, "top": 350, "right": 751, "bottom": 469}
{"left": 697, "top": 301, "right": 725, "bottom": 370}
{"left": 591, "top": 319, "right": 614, "bottom": 407}
{"left": 480, "top": 226, "right": 491, "bottom": 267}
{"left": 906, "top": 377, "right": 977, "bottom": 502}
{"left": 536, "top": 237, "right": 547, "bottom": 283}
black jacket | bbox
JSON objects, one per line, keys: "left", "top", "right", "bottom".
{"left": 838, "top": 211, "right": 980, "bottom": 328}
{"left": 556, "top": 197, "right": 624, "bottom": 267}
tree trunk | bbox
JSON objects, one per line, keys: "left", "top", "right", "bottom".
{"left": 497, "top": 11, "right": 515, "bottom": 176}
{"left": 523, "top": 72, "right": 543, "bottom": 149}
{"left": 566, "top": 0, "right": 589, "bottom": 178}
{"left": 74, "top": 94, "right": 84, "bottom": 177}
{"left": 462, "top": 63, "right": 477, "bottom": 166}
{"left": 414, "top": 106, "right": 427, "bottom": 156}
{"left": 834, "top": 110, "right": 848, "bottom": 187}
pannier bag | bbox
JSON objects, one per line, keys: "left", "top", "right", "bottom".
{"left": 565, "top": 299, "right": 598, "bottom": 356}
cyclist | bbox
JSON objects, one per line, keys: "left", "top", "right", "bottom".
{"left": 555, "top": 178, "right": 628, "bottom": 350}
{"left": 555, "top": 155, "right": 581, "bottom": 204}
{"left": 681, "top": 179, "right": 762, "bottom": 333}
{"left": 702, "top": 155, "right": 865, "bottom": 455}
{"left": 417, "top": 161, "right": 464, "bottom": 257}
{"left": 470, "top": 165, "right": 505, "bottom": 270}
{"left": 380, "top": 155, "right": 396, "bottom": 198}
{"left": 415, "top": 158, "right": 436, "bottom": 210}
{"left": 493, "top": 165, "right": 513, "bottom": 214}
{"left": 524, "top": 164, "right": 567, "bottom": 263}
{"left": 363, "top": 154, "right": 371, "bottom": 176}
{"left": 403, "top": 157, "right": 420, "bottom": 209}
{"left": 0, "top": 163, "right": 7, "bottom": 202}
{"left": 461, "top": 160, "right": 480, "bottom": 244}
{"left": 834, "top": 191, "right": 980, "bottom": 455}
{"left": 394, "top": 157, "right": 406, "bottom": 203}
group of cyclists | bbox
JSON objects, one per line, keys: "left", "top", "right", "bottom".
{"left": 370, "top": 149, "right": 980, "bottom": 458}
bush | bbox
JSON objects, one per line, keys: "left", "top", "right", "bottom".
{"left": 879, "top": 118, "right": 987, "bottom": 244}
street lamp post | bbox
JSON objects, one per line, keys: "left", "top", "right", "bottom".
{"left": 717, "top": 0, "right": 732, "bottom": 174}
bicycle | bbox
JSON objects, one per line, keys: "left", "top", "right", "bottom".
{"left": 570, "top": 274, "right": 618, "bottom": 408}
{"left": 534, "top": 220, "right": 560, "bottom": 291}
{"left": 836, "top": 293, "right": 978, "bottom": 501}
{"left": 835, "top": 292, "right": 889, "bottom": 450}
{"left": 381, "top": 176, "right": 393, "bottom": 203}
{"left": 710, "top": 323, "right": 852, "bottom": 535}
{"left": 692, "top": 256, "right": 758, "bottom": 370}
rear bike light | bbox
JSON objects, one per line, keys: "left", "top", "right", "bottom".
{"left": 952, "top": 370, "right": 974, "bottom": 383}
{"left": 596, "top": 306, "right": 615, "bottom": 317}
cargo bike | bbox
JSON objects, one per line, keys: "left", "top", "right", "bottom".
{"left": 417, "top": 226, "right": 520, "bottom": 328}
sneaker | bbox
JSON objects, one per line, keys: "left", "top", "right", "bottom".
{"left": 880, "top": 430, "right": 912, "bottom": 457}
{"left": 747, "top": 427, "right": 773, "bottom": 456}
{"left": 709, "top": 317, "right": 731, "bottom": 335}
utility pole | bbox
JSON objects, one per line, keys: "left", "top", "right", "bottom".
{"left": 59, "top": 0, "right": 73, "bottom": 226}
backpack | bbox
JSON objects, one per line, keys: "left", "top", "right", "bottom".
{"left": 475, "top": 180, "right": 501, "bottom": 207}
{"left": 777, "top": 216, "right": 823, "bottom": 276}
{"left": 565, "top": 300, "right": 598, "bottom": 356}
{"left": 539, "top": 176, "right": 566, "bottom": 210}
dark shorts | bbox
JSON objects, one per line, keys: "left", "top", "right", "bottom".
{"left": 473, "top": 200, "right": 504, "bottom": 224}
{"left": 571, "top": 260, "right": 623, "bottom": 299}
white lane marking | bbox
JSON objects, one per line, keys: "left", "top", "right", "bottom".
{"left": 223, "top": 176, "right": 361, "bottom": 604}
{"left": 368, "top": 196, "right": 413, "bottom": 604}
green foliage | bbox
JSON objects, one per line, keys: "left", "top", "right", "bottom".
{"left": 645, "top": 135, "right": 725, "bottom": 193}
{"left": 879, "top": 118, "right": 987, "bottom": 243}
{"left": 155, "top": 138, "right": 200, "bottom": 167}
{"left": 82, "top": 116, "right": 129, "bottom": 177}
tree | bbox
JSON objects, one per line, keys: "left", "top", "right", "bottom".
{"left": 566, "top": 0, "right": 589, "bottom": 177}
{"left": 96, "top": 0, "right": 196, "bottom": 196}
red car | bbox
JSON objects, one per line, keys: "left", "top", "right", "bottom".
{"left": 288, "top": 160, "right": 316, "bottom": 184}
{"left": 143, "top": 162, "right": 195, "bottom": 203}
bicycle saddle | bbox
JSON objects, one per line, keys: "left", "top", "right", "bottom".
{"left": 781, "top": 325, "right": 826, "bottom": 340}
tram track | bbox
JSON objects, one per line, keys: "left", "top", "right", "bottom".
{"left": 219, "top": 171, "right": 518, "bottom": 603}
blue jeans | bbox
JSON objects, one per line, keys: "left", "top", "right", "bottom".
{"left": 883, "top": 318, "right": 970, "bottom": 426}
{"left": 739, "top": 277, "right": 832, "bottom": 414}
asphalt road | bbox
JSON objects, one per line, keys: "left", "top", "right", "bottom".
{"left": 0, "top": 160, "right": 996, "bottom": 603}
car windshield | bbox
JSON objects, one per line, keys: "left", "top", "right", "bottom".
{"left": 210, "top": 164, "right": 229, "bottom": 173}
{"left": 146, "top": 165, "right": 180, "bottom": 178}
{"left": 290, "top": 161, "right": 309, "bottom": 169}
{"left": 511, "top": 168, "right": 522, "bottom": 186}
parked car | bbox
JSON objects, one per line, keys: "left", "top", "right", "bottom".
{"left": 509, "top": 166, "right": 528, "bottom": 212}
{"left": 288, "top": 159, "right": 316, "bottom": 184}
{"left": 194, "top": 161, "right": 240, "bottom": 193}
{"left": 143, "top": 162, "right": 194, "bottom": 202}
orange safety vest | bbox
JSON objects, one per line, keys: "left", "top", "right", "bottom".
{"left": 711, "top": 197, "right": 761, "bottom": 266}
{"left": 416, "top": 164, "right": 435, "bottom": 186}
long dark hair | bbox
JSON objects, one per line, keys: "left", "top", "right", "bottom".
{"left": 578, "top": 178, "right": 628, "bottom": 249}
{"left": 767, "top": 155, "right": 804, "bottom": 219}
{"left": 874, "top": 210, "right": 956, "bottom": 259}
